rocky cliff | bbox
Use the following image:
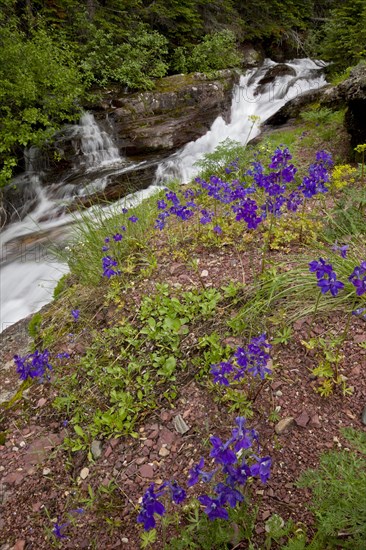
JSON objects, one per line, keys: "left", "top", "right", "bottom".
{"left": 101, "top": 70, "right": 239, "bottom": 155}
{"left": 322, "top": 63, "right": 366, "bottom": 148}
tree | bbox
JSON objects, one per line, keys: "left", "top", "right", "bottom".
{"left": 0, "top": 25, "right": 84, "bottom": 185}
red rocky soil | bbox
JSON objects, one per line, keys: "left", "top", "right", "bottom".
{"left": 1, "top": 239, "right": 366, "bottom": 550}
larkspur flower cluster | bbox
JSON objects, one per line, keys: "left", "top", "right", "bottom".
{"left": 154, "top": 148, "right": 333, "bottom": 234}
{"left": 189, "top": 417, "right": 271, "bottom": 521}
{"left": 349, "top": 261, "right": 366, "bottom": 296}
{"left": 137, "top": 418, "right": 271, "bottom": 530}
{"left": 102, "top": 255, "right": 120, "bottom": 278}
{"left": 210, "top": 334, "right": 272, "bottom": 385}
{"left": 154, "top": 188, "right": 199, "bottom": 230}
{"left": 14, "top": 349, "right": 52, "bottom": 381}
{"left": 309, "top": 258, "right": 345, "bottom": 297}
{"left": 137, "top": 481, "right": 186, "bottom": 530}
{"left": 332, "top": 242, "right": 349, "bottom": 259}
{"left": 298, "top": 151, "right": 333, "bottom": 198}
{"left": 225, "top": 157, "right": 239, "bottom": 174}
{"left": 100, "top": 209, "right": 141, "bottom": 276}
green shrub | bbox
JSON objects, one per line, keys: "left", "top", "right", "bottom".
{"left": 187, "top": 30, "right": 242, "bottom": 73}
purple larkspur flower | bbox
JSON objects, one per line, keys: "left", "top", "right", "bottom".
{"left": 309, "top": 258, "right": 333, "bottom": 280}
{"left": 128, "top": 215, "right": 138, "bottom": 223}
{"left": 187, "top": 458, "right": 216, "bottom": 486}
{"left": 317, "top": 272, "right": 344, "bottom": 296}
{"left": 213, "top": 225, "right": 223, "bottom": 234}
{"left": 214, "top": 482, "right": 244, "bottom": 507}
{"left": 113, "top": 233, "right": 123, "bottom": 242}
{"left": 197, "top": 494, "right": 229, "bottom": 521}
{"left": 332, "top": 243, "right": 349, "bottom": 259}
{"left": 157, "top": 199, "right": 167, "bottom": 210}
{"left": 53, "top": 521, "right": 69, "bottom": 539}
{"left": 210, "top": 361, "right": 234, "bottom": 386}
{"left": 137, "top": 484, "right": 166, "bottom": 531}
{"left": 349, "top": 262, "right": 366, "bottom": 296}
{"left": 168, "top": 481, "right": 186, "bottom": 504}
{"left": 352, "top": 307, "right": 366, "bottom": 320}
{"left": 14, "top": 349, "right": 52, "bottom": 381}
{"left": 102, "top": 256, "right": 119, "bottom": 278}
{"left": 210, "top": 436, "right": 237, "bottom": 466}
{"left": 250, "top": 456, "right": 272, "bottom": 483}
{"left": 224, "top": 459, "right": 251, "bottom": 486}
{"left": 71, "top": 309, "right": 79, "bottom": 321}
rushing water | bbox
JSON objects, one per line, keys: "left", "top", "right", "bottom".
{"left": 0, "top": 58, "right": 327, "bottom": 332}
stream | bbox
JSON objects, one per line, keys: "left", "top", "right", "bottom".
{"left": 0, "top": 58, "right": 326, "bottom": 332}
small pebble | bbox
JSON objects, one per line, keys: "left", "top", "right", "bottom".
{"left": 80, "top": 467, "right": 89, "bottom": 480}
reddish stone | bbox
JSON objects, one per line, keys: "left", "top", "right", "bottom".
{"left": 160, "top": 411, "right": 171, "bottom": 422}
{"left": 159, "top": 428, "right": 175, "bottom": 446}
{"left": 104, "top": 446, "right": 113, "bottom": 458}
{"left": 309, "top": 414, "right": 321, "bottom": 428}
{"left": 11, "top": 540, "right": 26, "bottom": 550}
{"left": 2, "top": 471, "right": 24, "bottom": 486}
{"left": 138, "top": 464, "right": 154, "bottom": 478}
{"left": 24, "top": 434, "right": 62, "bottom": 465}
{"left": 295, "top": 412, "right": 310, "bottom": 428}
{"left": 143, "top": 439, "right": 154, "bottom": 448}
{"left": 109, "top": 438, "right": 120, "bottom": 449}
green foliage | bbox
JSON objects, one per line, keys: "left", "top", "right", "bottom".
{"left": 184, "top": 30, "right": 242, "bottom": 73}
{"left": 166, "top": 499, "right": 258, "bottom": 549}
{"left": 272, "top": 326, "right": 293, "bottom": 345}
{"left": 80, "top": 26, "right": 169, "bottom": 89}
{"left": 325, "top": 186, "right": 366, "bottom": 239}
{"left": 53, "top": 283, "right": 224, "bottom": 446}
{"left": 318, "top": 1, "right": 366, "bottom": 71}
{"left": 52, "top": 274, "right": 69, "bottom": 300}
{"left": 28, "top": 312, "right": 43, "bottom": 340}
{"left": 63, "top": 195, "right": 159, "bottom": 286}
{"left": 301, "top": 336, "right": 350, "bottom": 396}
{"left": 298, "top": 428, "right": 366, "bottom": 549}
{"left": 300, "top": 107, "right": 334, "bottom": 125}
{"left": 231, "top": 237, "right": 366, "bottom": 335}
{"left": 0, "top": 25, "right": 84, "bottom": 185}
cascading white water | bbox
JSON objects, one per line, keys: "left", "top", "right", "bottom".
{"left": 155, "top": 58, "right": 327, "bottom": 184}
{"left": 0, "top": 113, "right": 126, "bottom": 331}
{"left": 73, "top": 113, "right": 121, "bottom": 171}
{"left": 0, "top": 59, "right": 327, "bottom": 332}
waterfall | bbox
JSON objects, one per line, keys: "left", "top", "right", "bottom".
{"left": 155, "top": 58, "right": 327, "bottom": 184}
{"left": 0, "top": 59, "right": 327, "bottom": 332}
{"left": 70, "top": 113, "right": 121, "bottom": 171}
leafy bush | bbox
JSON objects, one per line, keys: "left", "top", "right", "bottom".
{"left": 187, "top": 30, "right": 242, "bottom": 73}
{"left": 0, "top": 25, "right": 84, "bottom": 185}
{"left": 80, "top": 26, "right": 169, "bottom": 90}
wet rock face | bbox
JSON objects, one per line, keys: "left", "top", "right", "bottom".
{"left": 104, "top": 70, "right": 239, "bottom": 155}
{"left": 0, "top": 180, "right": 39, "bottom": 227}
{"left": 254, "top": 64, "right": 297, "bottom": 96}
{"left": 322, "top": 64, "right": 366, "bottom": 148}
{"left": 265, "top": 87, "right": 329, "bottom": 126}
